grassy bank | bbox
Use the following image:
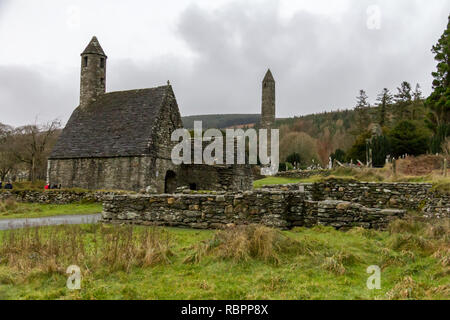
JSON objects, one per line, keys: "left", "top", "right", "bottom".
{"left": 0, "top": 219, "right": 448, "bottom": 300}
{"left": 254, "top": 167, "right": 450, "bottom": 194}
{"left": 254, "top": 177, "right": 304, "bottom": 188}
{"left": 0, "top": 199, "right": 102, "bottom": 220}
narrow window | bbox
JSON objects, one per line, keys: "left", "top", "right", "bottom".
{"left": 83, "top": 56, "right": 88, "bottom": 67}
{"left": 100, "top": 58, "right": 105, "bottom": 68}
{"left": 100, "top": 78, "right": 104, "bottom": 85}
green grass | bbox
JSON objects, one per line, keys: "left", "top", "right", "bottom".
{"left": 254, "top": 177, "right": 304, "bottom": 188}
{"left": 5, "top": 180, "right": 46, "bottom": 190}
{"left": 0, "top": 202, "right": 102, "bottom": 220}
{"left": 256, "top": 168, "right": 450, "bottom": 194}
{"left": 432, "top": 178, "right": 450, "bottom": 194}
{"left": 0, "top": 219, "right": 448, "bottom": 300}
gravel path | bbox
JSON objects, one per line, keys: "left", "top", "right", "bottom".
{"left": 0, "top": 214, "right": 102, "bottom": 230}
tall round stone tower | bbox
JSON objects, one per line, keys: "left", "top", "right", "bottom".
{"left": 261, "top": 69, "right": 275, "bottom": 129}
{"left": 80, "top": 36, "right": 107, "bottom": 108}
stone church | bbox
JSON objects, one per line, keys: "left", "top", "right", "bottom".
{"left": 48, "top": 37, "right": 275, "bottom": 193}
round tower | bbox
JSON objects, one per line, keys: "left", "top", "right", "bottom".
{"left": 261, "top": 69, "right": 275, "bottom": 129}
{"left": 80, "top": 36, "right": 107, "bottom": 108}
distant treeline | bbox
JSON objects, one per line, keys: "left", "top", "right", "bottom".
{"left": 182, "top": 114, "right": 261, "bottom": 129}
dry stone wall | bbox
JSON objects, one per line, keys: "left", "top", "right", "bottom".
{"left": 2, "top": 179, "right": 447, "bottom": 230}
{"left": 0, "top": 190, "right": 112, "bottom": 204}
{"left": 263, "top": 179, "right": 449, "bottom": 218}
{"left": 101, "top": 190, "right": 405, "bottom": 230}
{"left": 276, "top": 170, "right": 331, "bottom": 179}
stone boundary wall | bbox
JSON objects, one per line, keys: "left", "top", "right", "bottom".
{"left": 263, "top": 179, "right": 449, "bottom": 218}
{"left": 0, "top": 190, "right": 114, "bottom": 204}
{"left": 276, "top": 170, "right": 331, "bottom": 179}
{"left": 301, "top": 200, "right": 405, "bottom": 230}
{"left": 101, "top": 191, "right": 405, "bottom": 230}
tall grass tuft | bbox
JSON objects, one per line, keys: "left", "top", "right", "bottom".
{"left": 0, "top": 225, "right": 174, "bottom": 274}
{"left": 0, "top": 197, "right": 41, "bottom": 216}
{"left": 321, "top": 250, "right": 360, "bottom": 275}
{"left": 386, "top": 276, "right": 425, "bottom": 300}
{"left": 185, "top": 225, "right": 308, "bottom": 265}
{"left": 0, "top": 198, "right": 19, "bottom": 212}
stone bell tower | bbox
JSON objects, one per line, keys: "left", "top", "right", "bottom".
{"left": 261, "top": 69, "right": 275, "bottom": 129}
{"left": 80, "top": 36, "right": 107, "bottom": 108}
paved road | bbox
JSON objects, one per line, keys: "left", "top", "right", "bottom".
{"left": 0, "top": 214, "right": 102, "bottom": 230}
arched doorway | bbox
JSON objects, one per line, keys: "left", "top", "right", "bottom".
{"left": 164, "top": 170, "right": 177, "bottom": 193}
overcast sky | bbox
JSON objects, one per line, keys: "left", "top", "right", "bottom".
{"left": 0, "top": 0, "right": 449, "bottom": 127}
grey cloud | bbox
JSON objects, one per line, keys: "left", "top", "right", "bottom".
{"left": 109, "top": 0, "right": 449, "bottom": 119}
{"left": 0, "top": 0, "right": 9, "bottom": 12}
{"left": 0, "top": 66, "right": 77, "bottom": 126}
{"left": 172, "top": 0, "right": 449, "bottom": 115}
{"left": 1, "top": 0, "right": 449, "bottom": 127}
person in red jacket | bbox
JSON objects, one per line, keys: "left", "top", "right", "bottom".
{"left": 44, "top": 184, "right": 50, "bottom": 190}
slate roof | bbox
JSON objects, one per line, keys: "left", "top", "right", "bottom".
{"left": 81, "top": 36, "right": 107, "bottom": 56}
{"left": 50, "top": 86, "right": 169, "bottom": 159}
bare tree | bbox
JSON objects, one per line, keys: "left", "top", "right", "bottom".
{"left": 12, "top": 119, "right": 61, "bottom": 182}
{"left": 0, "top": 123, "right": 16, "bottom": 181}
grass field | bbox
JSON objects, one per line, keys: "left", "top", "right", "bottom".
{"left": 254, "top": 167, "right": 450, "bottom": 194}
{"left": 0, "top": 200, "right": 102, "bottom": 220}
{"left": 0, "top": 219, "right": 448, "bottom": 300}
{"left": 254, "top": 177, "right": 304, "bottom": 188}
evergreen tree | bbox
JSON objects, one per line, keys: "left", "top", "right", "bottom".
{"left": 376, "top": 88, "right": 393, "bottom": 127}
{"left": 426, "top": 15, "right": 450, "bottom": 153}
{"left": 330, "top": 149, "right": 346, "bottom": 163}
{"left": 346, "top": 131, "right": 371, "bottom": 163}
{"left": 355, "top": 90, "right": 371, "bottom": 133}
{"left": 413, "top": 83, "right": 423, "bottom": 102}
{"left": 369, "top": 135, "right": 390, "bottom": 168}
{"left": 286, "top": 153, "right": 301, "bottom": 166}
{"left": 411, "top": 83, "right": 424, "bottom": 120}
{"left": 388, "top": 121, "right": 430, "bottom": 157}
{"left": 394, "top": 81, "right": 412, "bottom": 120}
